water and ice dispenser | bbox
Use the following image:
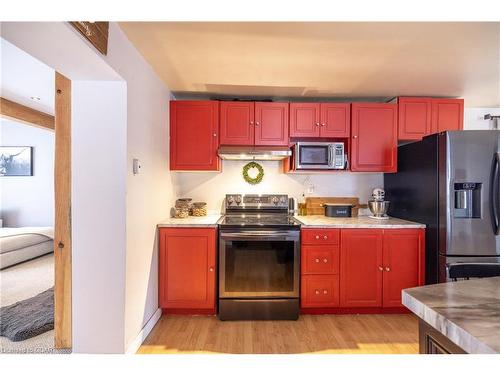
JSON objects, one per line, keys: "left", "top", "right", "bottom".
{"left": 454, "top": 182, "right": 482, "bottom": 218}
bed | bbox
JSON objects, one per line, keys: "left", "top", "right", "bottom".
{"left": 0, "top": 227, "right": 54, "bottom": 270}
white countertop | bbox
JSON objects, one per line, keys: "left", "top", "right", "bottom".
{"left": 294, "top": 215, "right": 425, "bottom": 228}
{"left": 157, "top": 214, "right": 222, "bottom": 227}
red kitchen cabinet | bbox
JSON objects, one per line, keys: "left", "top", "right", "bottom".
{"left": 220, "top": 101, "right": 255, "bottom": 145}
{"left": 301, "top": 275, "right": 340, "bottom": 308}
{"left": 301, "top": 245, "right": 340, "bottom": 275}
{"left": 301, "top": 228, "right": 340, "bottom": 245}
{"left": 170, "top": 101, "right": 220, "bottom": 171}
{"left": 289, "top": 103, "right": 320, "bottom": 137}
{"left": 431, "top": 99, "right": 464, "bottom": 133}
{"left": 382, "top": 229, "right": 425, "bottom": 308}
{"left": 320, "top": 103, "right": 351, "bottom": 138}
{"left": 289, "top": 103, "right": 350, "bottom": 138}
{"left": 350, "top": 103, "right": 398, "bottom": 172}
{"left": 159, "top": 228, "right": 216, "bottom": 311}
{"left": 398, "top": 97, "right": 433, "bottom": 140}
{"left": 340, "top": 229, "right": 384, "bottom": 307}
{"left": 398, "top": 97, "right": 464, "bottom": 141}
{"left": 255, "top": 102, "right": 289, "bottom": 146}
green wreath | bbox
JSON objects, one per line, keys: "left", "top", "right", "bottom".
{"left": 242, "top": 161, "right": 264, "bottom": 185}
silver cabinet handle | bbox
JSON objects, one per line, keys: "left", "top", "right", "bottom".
{"left": 315, "top": 289, "right": 320, "bottom": 295}
{"left": 250, "top": 121, "right": 254, "bottom": 125}
{"left": 209, "top": 267, "right": 214, "bottom": 272}
{"left": 353, "top": 135, "right": 358, "bottom": 139}
{"left": 315, "top": 235, "right": 320, "bottom": 239}
{"left": 255, "top": 122, "right": 260, "bottom": 126}
{"left": 323, "top": 289, "right": 328, "bottom": 295}
{"left": 213, "top": 133, "right": 217, "bottom": 137}
{"left": 323, "top": 235, "right": 328, "bottom": 240}
{"left": 315, "top": 122, "right": 320, "bottom": 127}
{"left": 385, "top": 267, "right": 391, "bottom": 272}
{"left": 321, "top": 123, "right": 326, "bottom": 127}
{"left": 315, "top": 258, "right": 320, "bottom": 263}
{"left": 323, "top": 258, "right": 328, "bottom": 263}
{"left": 378, "top": 266, "right": 383, "bottom": 271}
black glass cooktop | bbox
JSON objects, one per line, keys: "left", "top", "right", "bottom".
{"left": 219, "top": 214, "right": 301, "bottom": 228}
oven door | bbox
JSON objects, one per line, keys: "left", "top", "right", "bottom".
{"left": 219, "top": 229, "right": 300, "bottom": 299}
{"left": 295, "top": 143, "right": 333, "bottom": 169}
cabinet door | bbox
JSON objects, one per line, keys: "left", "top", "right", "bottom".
{"left": 289, "top": 103, "right": 320, "bottom": 137}
{"left": 254, "top": 102, "right": 289, "bottom": 146}
{"left": 398, "top": 97, "right": 432, "bottom": 140}
{"left": 159, "top": 228, "right": 216, "bottom": 309}
{"left": 382, "top": 229, "right": 425, "bottom": 308}
{"left": 301, "top": 275, "right": 340, "bottom": 308}
{"left": 320, "top": 103, "right": 350, "bottom": 138}
{"left": 431, "top": 99, "right": 464, "bottom": 133}
{"left": 340, "top": 229, "right": 383, "bottom": 307}
{"left": 170, "top": 101, "right": 220, "bottom": 171}
{"left": 350, "top": 103, "right": 397, "bottom": 172}
{"left": 301, "top": 245, "right": 340, "bottom": 275}
{"left": 220, "top": 102, "right": 254, "bottom": 145}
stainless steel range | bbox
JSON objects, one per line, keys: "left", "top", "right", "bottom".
{"left": 218, "top": 194, "right": 301, "bottom": 320}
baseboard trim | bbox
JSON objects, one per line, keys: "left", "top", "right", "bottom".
{"left": 125, "top": 308, "right": 162, "bottom": 354}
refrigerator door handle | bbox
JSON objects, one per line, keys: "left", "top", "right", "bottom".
{"left": 491, "top": 153, "right": 500, "bottom": 235}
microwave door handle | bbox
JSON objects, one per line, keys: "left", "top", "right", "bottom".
{"left": 328, "top": 145, "right": 334, "bottom": 167}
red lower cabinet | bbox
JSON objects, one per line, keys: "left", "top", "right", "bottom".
{"left": 301, "top": 275, "right": 339, "bottom": 308}
{"left": 302, "top": 228, "right": 425, "bottom": 312}
{"left": 382, "top": 229, "right": 425, "bottom": 308}
{"left": 159, "top": 228, "right": 216, "bottom": 312}
{"left": 340, "top": 229, "right": 384, "bottom": 307}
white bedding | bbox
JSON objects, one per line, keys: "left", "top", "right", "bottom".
{"left": 0, "top": 227, "right": 54, "bottom": 269}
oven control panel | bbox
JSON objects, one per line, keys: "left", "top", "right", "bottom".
{"left": 226, "top": 194, "right": 288, "bottom": 209}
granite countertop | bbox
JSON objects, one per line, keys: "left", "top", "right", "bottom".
{"left": 403, "top": 277, "right": 500, "bottom": 354}
{"left": 294, "top": 215, "right": 425, "bottom": 228}
{"left": 157, "top": 214, "right": 222, "bottom": 227}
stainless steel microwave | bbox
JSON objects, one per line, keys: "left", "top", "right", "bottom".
{"left": 293, "top": 142, "right": 346, "bottom": 170}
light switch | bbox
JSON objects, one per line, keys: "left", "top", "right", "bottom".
{"left": 133, "top": 158, "right": 141, "bottom": 175}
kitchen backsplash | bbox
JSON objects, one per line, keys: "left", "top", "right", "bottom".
{"left": 172, "top": 160, "right": 383, "bottom": 214}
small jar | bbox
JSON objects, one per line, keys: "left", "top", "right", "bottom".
{"left": 192, "top": 202, "right": 207, "bottom": 217}
{"left": 176, "top": 198, "right": 193, "bottom": 215}
{"left": 174, "top": 206, "right": 189, "bottom": 219}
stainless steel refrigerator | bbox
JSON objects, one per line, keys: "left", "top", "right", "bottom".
{"left": 384, "top": 131, "right": 500, "bottom": 284}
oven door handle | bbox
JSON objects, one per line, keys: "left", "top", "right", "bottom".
{"left": 220, "top": 231, "right": 299, "bottom": 241}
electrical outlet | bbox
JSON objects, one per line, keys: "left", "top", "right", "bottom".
{"left": 133, "top": 158, "right": 141, "bottom": 175}
{"left": 307, "top": 184, "right": 315, "bottom": 194}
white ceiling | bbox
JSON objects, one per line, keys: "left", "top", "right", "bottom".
{"left": 1, "top": 37, "right": 55, "bottom": 115}
{"left": 120, "top": 22, "right": 500, "bottom": 107}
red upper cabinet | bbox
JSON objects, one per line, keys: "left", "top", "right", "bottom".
{"left": 320, "top": 103, "right": 350, "bottom": 138}
{"left": 431, "top": 99, "right": 464, "bottom": 133}
{"left": 255, "top": 102, "right": 289, "bottom": 146}
{"left": 170, "top": 101, "right": 220, "bottom": 171}
{"left": 159, "top": 228, "right": 217, "bottom": 311}
{"left": 220, "top": 102, "right": 255, "bottom": 145}
{"left": 289, "top": 103, "right": 320, "bottom": 137}
{"left": 398, "top": 97, "right": 432, "bottom": 140}
{"left": 350, "top": 103, "right": 398, "bottom": 172}
{"left": 398, "top": 97, "right": 464, "bottom": 141}
{"left": 382, "top": 229, "right": 425, "bottom": 308}
{"left": 289, "top": 103, "right": 350, "bottom": 138}
{"left": 340, "top": 229, "right": 384, "bottom": 307}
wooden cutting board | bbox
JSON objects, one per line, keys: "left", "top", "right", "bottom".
{"left": 305, "top": 197, "right": 367, "bottom": 216}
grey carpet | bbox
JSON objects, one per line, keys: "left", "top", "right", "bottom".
{"left": 0, "top": 287, "right": 54, "bottom": 342}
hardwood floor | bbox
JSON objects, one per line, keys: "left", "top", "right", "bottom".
{"left": 138, "top": 314, "right": 419, "bottom": 354}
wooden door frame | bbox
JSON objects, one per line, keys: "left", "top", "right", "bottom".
{"left": 54, "top": 72, "right": 72, "bottom": 349}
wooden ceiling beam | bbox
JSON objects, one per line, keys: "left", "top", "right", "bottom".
{"left": 0, "top": 97, "right": 55, "bottom": 131}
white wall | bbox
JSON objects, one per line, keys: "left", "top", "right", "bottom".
{"left": 0, "top": 119, "right": 54, "bottom": 227}
{"left": 71, "top": 81, "right": 127, "bottom": 353}
{"left": 173, "top": 161, "right": 383, "bottom": 215}
{"left": 464, "top": 107, "right": 500, "bottom": 130}
{"left": 103, "top": 23, "right": 173, "bottom": 351}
